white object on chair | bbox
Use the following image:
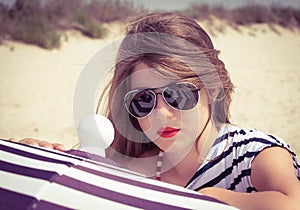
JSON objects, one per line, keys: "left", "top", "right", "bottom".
{"left": 77, "top": 114, "right": 114, "bottom": 157}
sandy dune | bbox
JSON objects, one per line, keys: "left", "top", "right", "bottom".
{"left": 0, "top": 21, "right": 299, "bottom": 156}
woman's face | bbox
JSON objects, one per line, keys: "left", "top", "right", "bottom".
{"left": 128, "top": 62, "right": 211, "bottom": 153}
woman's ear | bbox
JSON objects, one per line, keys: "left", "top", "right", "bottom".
{"left": 207, "top": 87, "right": 227, "bottom": 104}
{"left": 206, "top": 88, "right": 219, "bottom": 105}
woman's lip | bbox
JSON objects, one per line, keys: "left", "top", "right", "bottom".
{"left": 158, "top": 127, "right": 180, "bottom": 138}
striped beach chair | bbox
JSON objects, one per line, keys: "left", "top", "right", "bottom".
{"left": 0, "top": 139, "right": 237, "bottom": 209}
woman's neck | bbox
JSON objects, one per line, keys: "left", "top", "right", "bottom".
{"left": 160, "top": 120, "right": 217, "bottom": 186}
{"left": 128, "top": 121, "right": 221, "bottom": 186}
{"left": 160, "top": 144, "right": 201, "bottom": 186}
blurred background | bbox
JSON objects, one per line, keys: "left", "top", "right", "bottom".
{"left": 0, "top": 0, "right": 299, "bottom": 156}
{"left": 1, "top": 0, "right": 299, "bottom": 48}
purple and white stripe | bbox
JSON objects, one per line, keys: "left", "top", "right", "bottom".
{"left": 0, "top": 139, "right": 237, "bottom": 210}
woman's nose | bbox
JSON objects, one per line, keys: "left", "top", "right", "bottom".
{"left": 154, "top": 94, "right": 174, "bottom": 118}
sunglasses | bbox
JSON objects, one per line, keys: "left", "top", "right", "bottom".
{"left": 124, "top": 82, "right": 201, "bottom": 119}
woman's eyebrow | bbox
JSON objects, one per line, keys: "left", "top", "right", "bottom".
{"left": 130, "top": 85, "right": 164, "bottom": 91}
{"left": 129, "top": 83, "right": 171, "bottom": 92}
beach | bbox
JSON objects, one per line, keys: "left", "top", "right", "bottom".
{"left": 0, "top": 21, "right": 299, "bottom": 157}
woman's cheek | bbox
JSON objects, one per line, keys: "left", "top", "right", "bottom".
{"left": 137, "top": 118, "right": 158, "bottom": 141}
{"left": 137, "top": 118, "right": 150, "bottom": 132}
{"left": 137, "top": 114, "right": 166, "bottom": 142}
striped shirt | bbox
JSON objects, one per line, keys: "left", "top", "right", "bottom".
{"left": 185, "top": 125, "right": 300, "bottom": 192}
{"left": 0, "top": 139, "right": 237, "bottom": 210}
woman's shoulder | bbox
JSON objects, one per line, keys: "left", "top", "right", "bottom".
{"left": 227, "top": 125, "right": 283, "bottom": 142}
{"left": 225, "top": 124, "right": 292, "bottom": 154}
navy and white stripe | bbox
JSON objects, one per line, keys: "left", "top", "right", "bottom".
{"left": 185, "top": 125, "right": 300, "bottom": 192}
{"left": 0, "top": 140, "right": 237, "bottom": 210}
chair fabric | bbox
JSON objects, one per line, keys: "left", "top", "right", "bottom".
{"left": 0, "top": 140, "right": 237, "bottom": 210}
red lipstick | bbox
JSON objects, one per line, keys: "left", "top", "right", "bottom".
{"left": 158, "top": 127, "right": 180, "bottom": 138}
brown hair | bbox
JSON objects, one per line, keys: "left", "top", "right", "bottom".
{"left": 97, "top": 13, "right": 234, "bottom": 158}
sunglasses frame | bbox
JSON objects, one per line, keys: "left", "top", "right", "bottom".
{"left": 124, "top": 81, "right": 201, "bottom": 119}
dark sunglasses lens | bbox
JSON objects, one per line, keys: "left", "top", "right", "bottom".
{"left": 125, "top": 90, "right": 156, "bottom": 118}
{"left": 163, "top": 83, "right": 199, "bottom": 110}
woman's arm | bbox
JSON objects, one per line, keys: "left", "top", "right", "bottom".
{"left": 199, "top": 147, "right": 300, "bottom": 210}
{"left": 9, "top": 138, "right": 66, "bottom": 151}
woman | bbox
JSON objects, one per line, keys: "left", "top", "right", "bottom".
{"left": 12, "top": 13, "right": 300, "bottom": 209}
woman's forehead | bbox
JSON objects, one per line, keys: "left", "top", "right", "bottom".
{"left": 130, "top": 63, "right": 175, "bottom": 89}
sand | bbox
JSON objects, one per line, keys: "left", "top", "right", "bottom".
{"left": 0, "top": 21, "right": 299, "bottom": 157}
